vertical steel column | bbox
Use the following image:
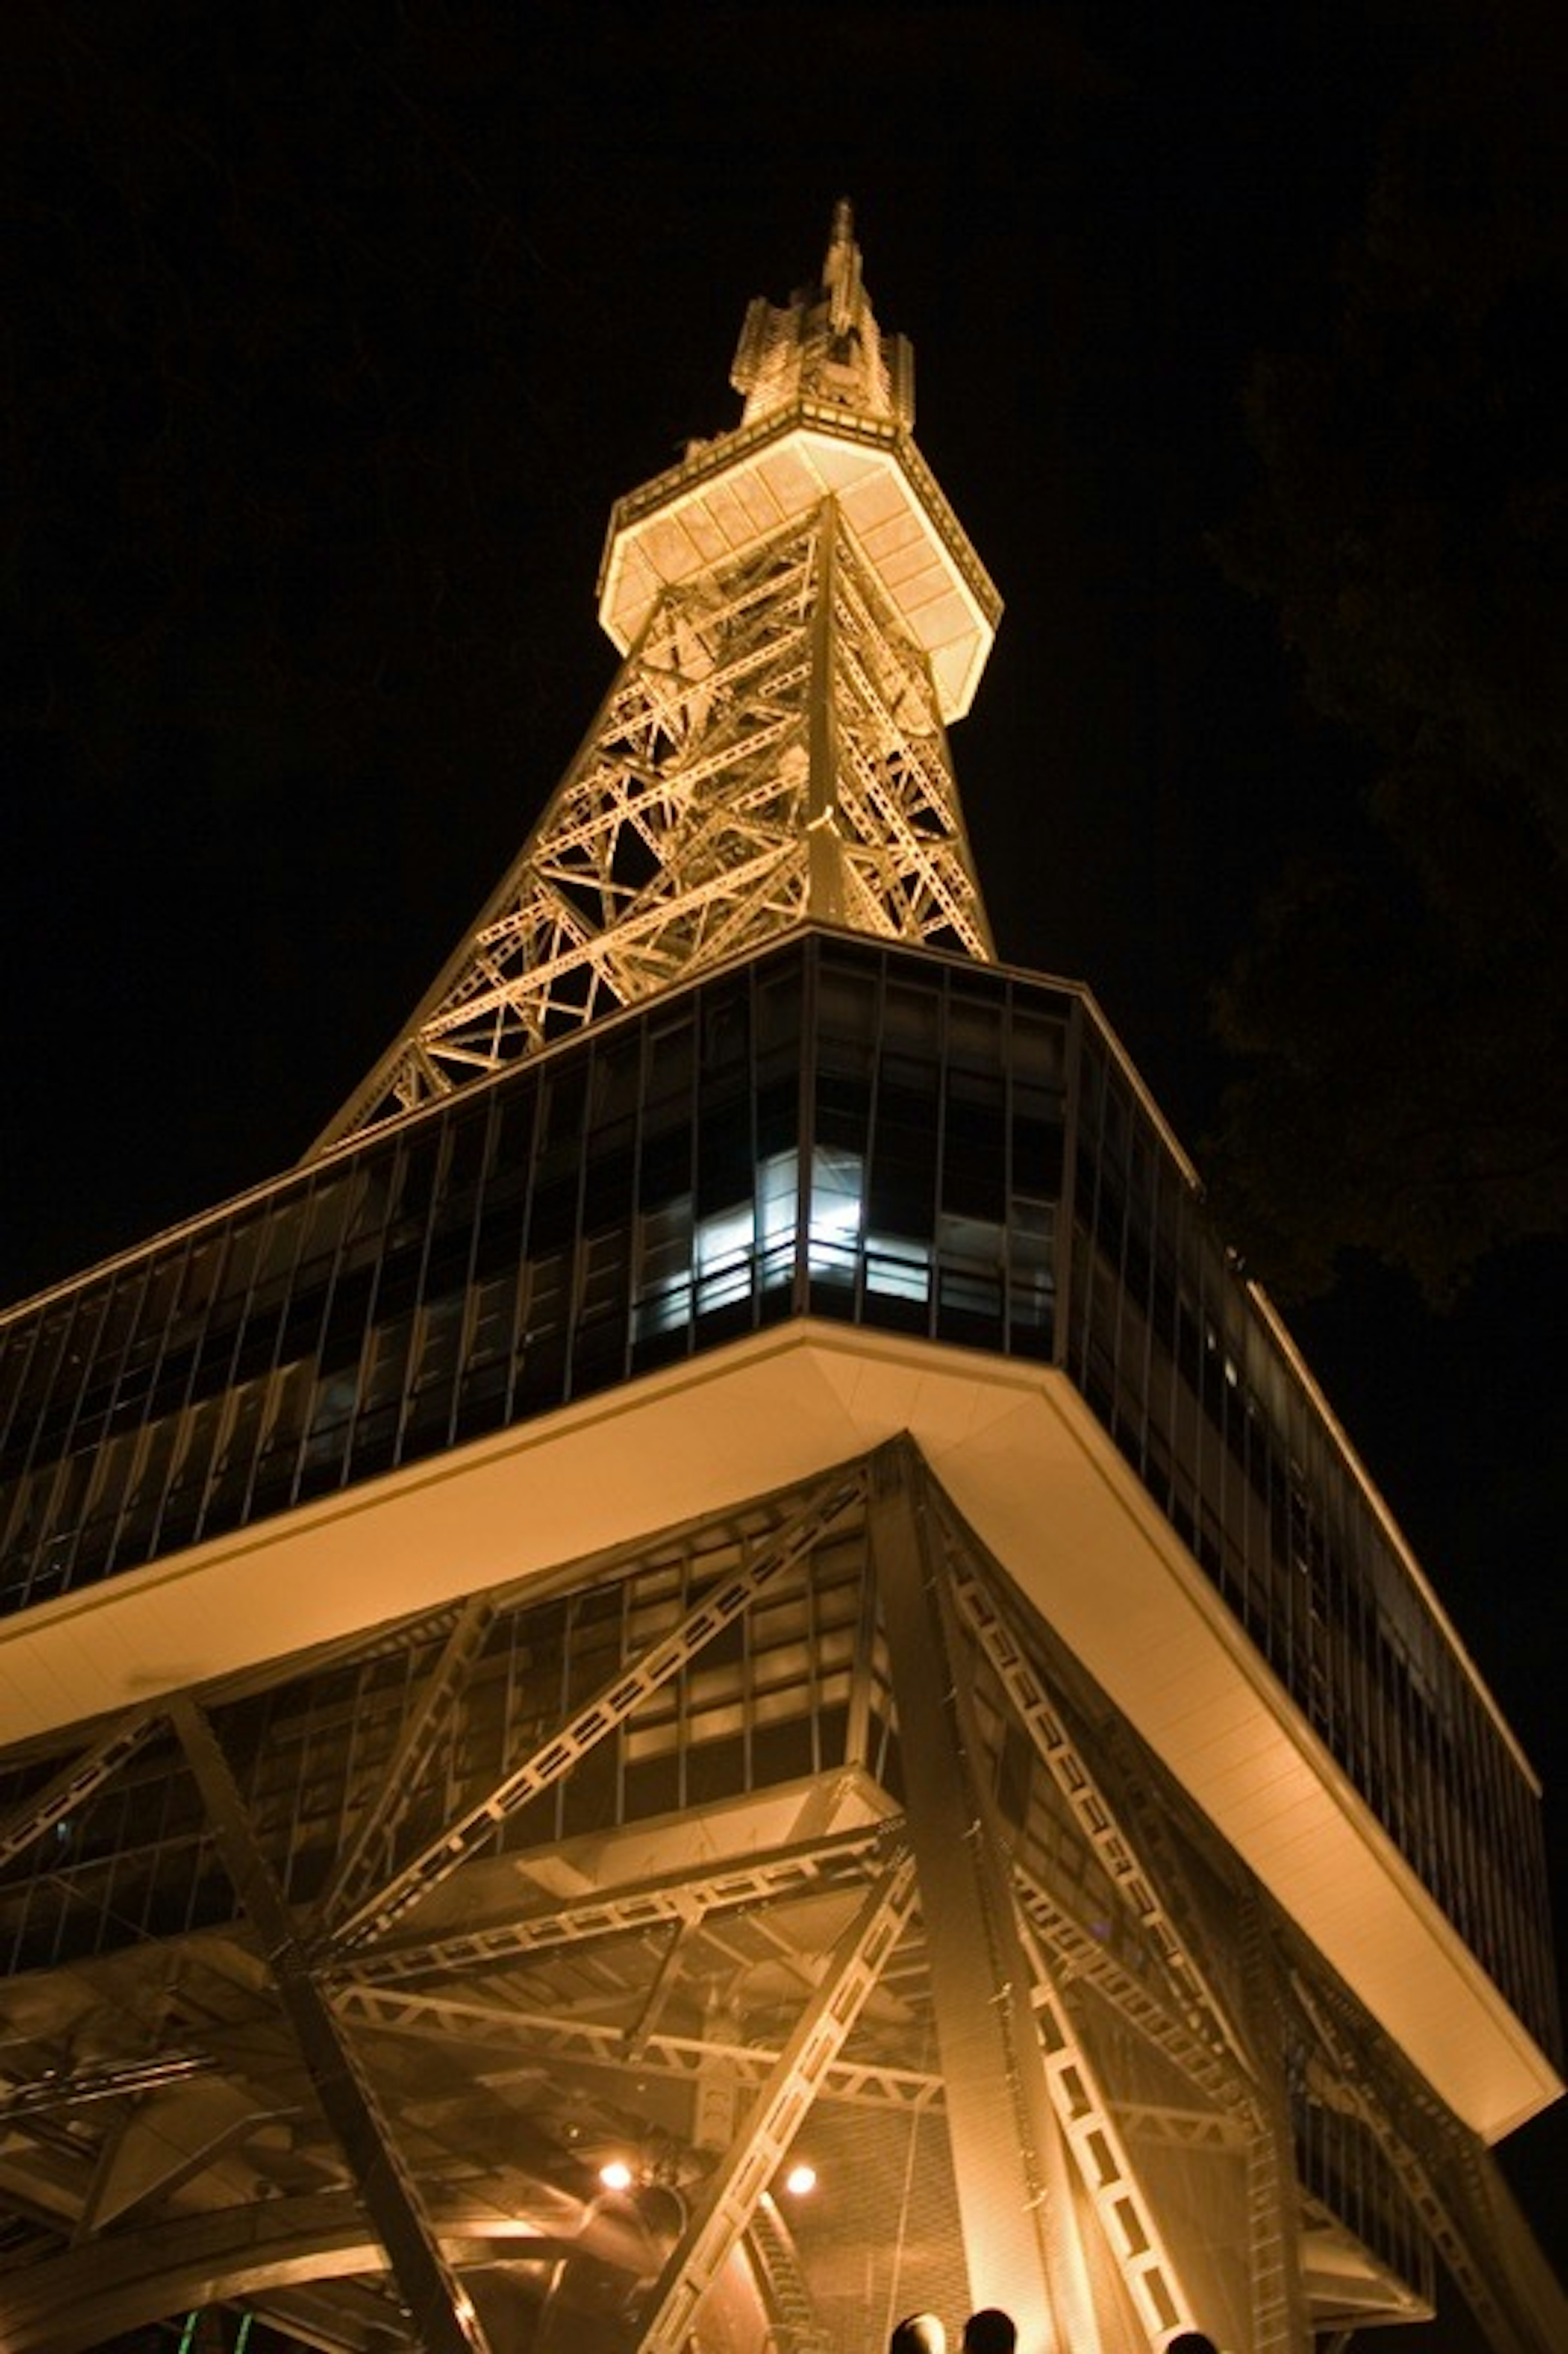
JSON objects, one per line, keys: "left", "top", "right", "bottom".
{"left": 168, "top": 1695, "right": 494, "bottom": 2354}
{"left": 806, "top": 500, "right": 847, "bottom": 924}
{"left": 1238, "top": 1897, "right": 1311, "bottom": 2354}
{"left": 867, "top": 1442, "right": 1101, "bottom": 2354}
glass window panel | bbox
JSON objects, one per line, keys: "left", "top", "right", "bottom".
{"left": 389, "top": 1133, "right": 441, "bottom": 1240}
{"left": 522, "top": 1253, "right": 570, "bottom": 1347}
{"left": 444, "top": 1106, "right": 493, "bottom": 1196}
{"left": 695, "top": 1202, "right": 753, "bottom": 1315}
{"left": 492, "top": 1085, "right": 537, "bottom": 1186}
{"left": 411, "top": 1293, "right": 466, "bottom": 1398}
{"left": 865, "top": 1235, "right": 931, "bottom": 1304}
{"left": 635, "top": 1197, "right": 693, "bottom": 1337}
{"left": 579, "top": 1228, "right": 630, "bottom": 1324}
{"left": 816, "top": 963, "right": 878, "bottom": 1070}
{"left": 1009, "top": 1005, "right": 1067, "bottom": 1086}
{"left": 695, "top": 1098, "right": 752, "bottom": 1218}
{"left": 646, "top": 1012, "right": 693, "bottom": 1109}
{"left": 809, "top": 1146, "right": 863, "bottom": 1284}
{"left": 757, "top": 1149, "right": 800, "bottom": 1293}
{"left": 946, "top": 994, "right": 1003, "bottom": 1070}
{"left": 466, "top": 1267, "right": 520, "bottom": 1370}
{"left": 359, "top": 1317, "right": 413, "bottom": 1418}
{"left": 528, "top": 1176, "right": 579, "bottom": 1255}
{"left": 158, "top": 1399, "right": 225, "bottom": 1549}
{"left": 756, "top": 963, "right": 803, "bottom": 1061}
{"left": 701, "top": 984, "right": 750, "bottom": 1076}
{"left": 591, "top": 1033, "right": 643, "bottom": 1127}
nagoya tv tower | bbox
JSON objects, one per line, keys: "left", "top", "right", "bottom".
{"left": 0, "top": 207, "right": 1561, "bottom": 2354}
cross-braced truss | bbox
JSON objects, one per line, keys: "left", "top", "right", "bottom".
{"left": 0, "top": 1445, "right": 1557, "bottom": 2354}
{"left": 318, "top": 508, "right": 993, "bottom": 1148}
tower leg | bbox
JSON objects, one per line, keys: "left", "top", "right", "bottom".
{"left": 1238, "top": 1896, "right": 1311, "bottom": 2354}
{"left": 868, "top": 1442, "right": 1100, "bottom": 2354}
{"left": 169, "top": 1695, "right": 494, "bottom": 2354}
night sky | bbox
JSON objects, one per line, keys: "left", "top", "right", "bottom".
{"left": 3, "top": 2, "right": 1564, "bottom": 2335}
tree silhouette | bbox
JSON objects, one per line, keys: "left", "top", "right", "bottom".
{"left": 1210, "top": 1, "right": 1568, "bottom": 1302}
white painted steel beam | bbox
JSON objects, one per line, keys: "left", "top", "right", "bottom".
{"left": 868, "top": 1441, "right": 1100, "bottom": 2354}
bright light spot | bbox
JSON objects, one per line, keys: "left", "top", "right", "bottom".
{"left": 784, "top": 2163, "right": 817, "bottom": 2196}
{"left": 599, "top": 2159, "right": 634, "bottom": 2191}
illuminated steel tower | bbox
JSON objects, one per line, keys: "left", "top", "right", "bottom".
{"left": 0, "top": 210, "right": 1561, "bottom": 2354}
{"left": 321, "top": 201, "right": 995, "bottom": 1148}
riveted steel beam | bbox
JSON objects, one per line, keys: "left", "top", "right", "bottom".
{"left": 334, "top": 1820, "right": 891, "bottom": 1986}
{"left": 336, "top": 1980, "right": 941, "bottom": 2115}
{"left": 318, "top": 1598, "right": 497, "bottom": 1930}
{"left": 941, "top": 1515, "right": 1254, "bottom": 2087}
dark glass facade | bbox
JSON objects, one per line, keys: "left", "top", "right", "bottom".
{"left": 0, "top": 930, "right": 1557, "bottom": 2057}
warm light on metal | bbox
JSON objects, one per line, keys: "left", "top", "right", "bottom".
{"left": 1, "top": 203, "right": 1561, "bottom": 2354}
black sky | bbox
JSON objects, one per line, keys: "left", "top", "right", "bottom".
{"left": 2, "top": 3, "right": 1564, "bottom": 2331}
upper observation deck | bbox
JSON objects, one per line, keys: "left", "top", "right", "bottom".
{"left": 600, "top": 199, "right": 999, "bottom": 724}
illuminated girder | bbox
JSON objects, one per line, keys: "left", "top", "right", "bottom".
{"left": 634, "top": 1848, "right": 919, "bottom": 2354}
{"left": 336, "top": 1979, "right": 944, "bottom": 2115}
{"left": 940, "top": 1523, "right": 1255, "bottom": 2092}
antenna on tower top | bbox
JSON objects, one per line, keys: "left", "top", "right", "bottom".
{"left": 314, "top": 211, "right": 997, "bottom": 1146}
{"left": 823, "top": 197, "right": 861, "bottom": 337}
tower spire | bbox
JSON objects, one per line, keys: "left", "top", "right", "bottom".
{"left": 315, "top": 212, "right": 1001, "bottom": 1152}
{"left": 824, "top": 194, "right": 858, "bottom": 330}
{"left": 730, "top": 198, "right": 912, "bottom": 429}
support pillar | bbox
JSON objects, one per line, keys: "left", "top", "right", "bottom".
{"left": 169, "top": 1695, "right": 494, "bottom": 2354}
{"left": 805, "top": 499, "right": 847, "bottom": 924}
{"left": 1238, "top": 1896, "right": 1312, "bottom": 2354}
{"left": 867, "top": 1442, "right": 1100, "bottom": 2354}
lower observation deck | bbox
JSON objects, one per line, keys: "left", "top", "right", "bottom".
{"left": 1, "top": 929, "right": 1559, "bottom": 2151}
{"left": 2, "top": 1312, "right": 1558, "bottom": 2149}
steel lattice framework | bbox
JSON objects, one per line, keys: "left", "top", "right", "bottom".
{"left": 321, "top": 511, "right": 992, "bottom": 1146}
{"left": 2, "top": 208, "right": 1562, "bottom": 2354}
{"left": 316, "top": 203, "right": 998, "bottom": 1150}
